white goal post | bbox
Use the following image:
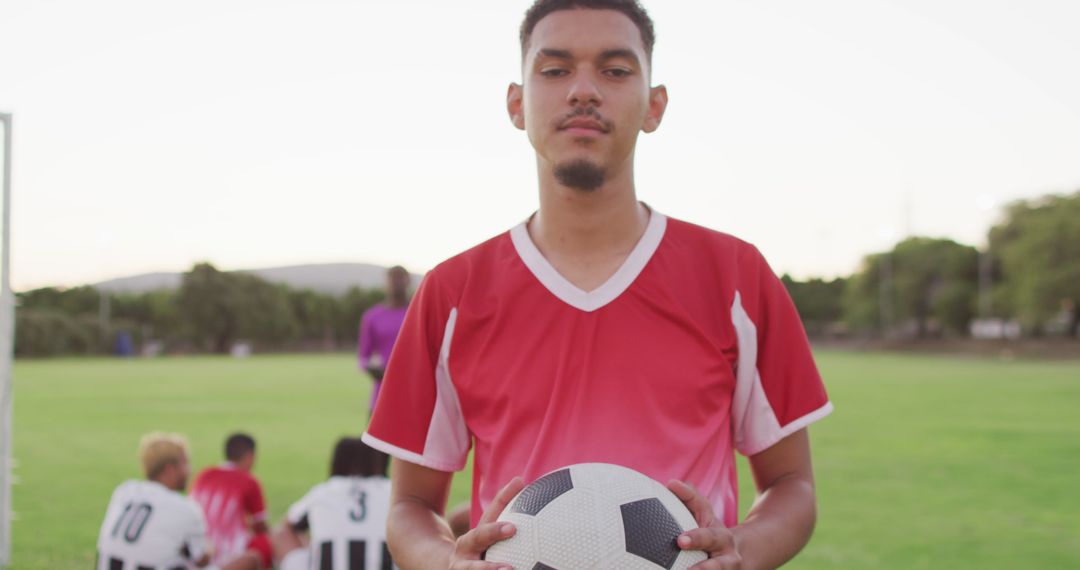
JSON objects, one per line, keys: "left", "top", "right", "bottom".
{"left": 0, "top": 112, "right": 14, "bottom": 568}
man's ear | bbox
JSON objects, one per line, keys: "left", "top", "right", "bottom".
{"left": 507, "top": 82, "right": 526, "bottom": 130}
{"left": 642, "top": 84, "right": 668, "bottom": 133}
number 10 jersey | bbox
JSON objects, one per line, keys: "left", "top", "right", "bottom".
{"left": 96, "top": 480, "right": 208, "bottom": 570}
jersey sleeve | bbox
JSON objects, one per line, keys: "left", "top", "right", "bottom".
{"left": 244, "top": 477, "right": 268, "bottom": 523}
{"left": 730, "top": 245, "right": 833, "bottom": 456}
{"left": 182, "top": 500, "right": 210, "bottom": 562}
{"left": 362, "top": 267, "right": 471, "bottom": 472}
{"left": 286, "top": 486, "right": 317, "bottom": 530}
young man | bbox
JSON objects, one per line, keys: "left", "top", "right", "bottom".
{"left": 362, "top": 1, "right": 833, "bottom": 568}
{"left": 191, "top": 433, "right": 272, "bottom": 569}
{"left": 96, "top": 433, "right": 211, "bottom": 569}
{"left": 358, "top": 265, "right": 412, "bottom": 416}
{"left": 275, "top": 437, "right": 395, "bottom": 570}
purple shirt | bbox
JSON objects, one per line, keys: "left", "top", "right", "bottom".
{"left": 358, "top": 303, "right": 408, "bottom": 408}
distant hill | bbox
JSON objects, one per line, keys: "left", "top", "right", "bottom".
{"left": 93, "top": 263, "right": 420, "bottom": 295}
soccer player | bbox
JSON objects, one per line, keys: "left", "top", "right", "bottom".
{"left": 276, "top": 437, "right": 395, "bottom": 570}
{"left": 362, "top": 1, "right": 833, "bottom": 569}
{"left": 96, "top": 432, "right": 210, "bottom": 569}
{"left": 358, "top": 265, "right": 412, "bottom": 415}
{"left": 191, "top": 433, "right": 272, "bottom": 570}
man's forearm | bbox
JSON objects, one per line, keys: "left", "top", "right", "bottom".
{"left": 387, "top": 499, "right": 456, "bottom": 570}
{"left": 731, "top": 475, "right": 817, "bottom": 570}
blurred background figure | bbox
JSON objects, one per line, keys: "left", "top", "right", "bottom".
{"left": 96, "top": 433, "right": 211, "bottom": 569}
{"left": 273, "top": 437, "right": 395, "bottom": 570}
{"left": 191, "top": 433, "right": 272, "bottom": 570}
{"left": 357, "top": 265, "right": 411, "bottom": 417}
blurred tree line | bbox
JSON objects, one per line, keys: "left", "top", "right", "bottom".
{"left": 15, "top": 263, "right": 385, "bottom": 357}
{"left": 14, "top": 190, "right": 1080, "bottom": 356}
{"left": 794, "top": 190, "right": 1080, "bottom": 339}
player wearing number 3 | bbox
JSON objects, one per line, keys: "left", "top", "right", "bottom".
{"left": 275, "top": 438, "right": 397, "bottom": 570}
{"left": 362, "top": 1, "right": 833, "bottom": 569}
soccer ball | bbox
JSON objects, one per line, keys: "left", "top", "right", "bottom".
{"left": 485, "top": 463, "right": 708, "bottom": 570}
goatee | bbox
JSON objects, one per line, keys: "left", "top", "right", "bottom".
{"left": 554, "top": 159, "right": 605, "bottom": 192}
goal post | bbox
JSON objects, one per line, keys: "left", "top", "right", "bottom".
{"left": 0, "top": 111, "right": 14, "bottom": 568}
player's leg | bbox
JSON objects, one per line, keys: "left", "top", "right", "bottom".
{"left": 218, "top": 552, "right": 262, "bottom": 570}
{"left": 218, "top": 534, "right": 273, "bottom": 570}
{"left": 271, "top": 520, "right": 308, "bottom": 569}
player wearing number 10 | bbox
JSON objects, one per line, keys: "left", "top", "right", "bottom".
{"left": 276, "top": 438, "right": 397, "bottom": 570}
{"left": 96, "top": 433, "right": 210, "bottom": 570}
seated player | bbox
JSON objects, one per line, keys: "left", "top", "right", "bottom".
{"left": 275, "top": 437, "right": 396, "bottom": 570}
{"left": 96, "top": 432, "right": 211, "bottom": 569}
{"left": 191, "top": 433, "right": 272, "bottom": 570}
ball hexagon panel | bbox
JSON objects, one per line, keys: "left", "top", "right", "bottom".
{"left": 510, "top": 468, "right": 574, "bottom": 516}
{"left": 620, "top": 498, "right": 684, "bottom": 569}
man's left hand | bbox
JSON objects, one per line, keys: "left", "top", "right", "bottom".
{"left": 668, "top": 480, "right": 744, "bottom": 569}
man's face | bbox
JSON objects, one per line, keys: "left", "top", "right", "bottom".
{"left": 509, "top": 9, "right": 667, "bottom": 184}
{"left": 171, "top": 453, "right": 191, "bottom": 491}
{"left": 387, "top": 268, "right": 409, "bottom": 297}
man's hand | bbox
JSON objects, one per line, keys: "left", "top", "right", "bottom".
{"left": 366, "top": 366, "right": 385, "bottom": 381}
{"left": 449, "top": 477, "right": 525, "bottom": 570}
{"left": 668, "top": 480, "right": 743, "bottom": 570}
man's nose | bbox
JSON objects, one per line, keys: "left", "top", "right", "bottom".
{"left": 566, "top": 74, "right": 602, "bottom": 107}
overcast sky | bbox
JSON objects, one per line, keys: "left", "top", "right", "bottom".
{"left": 3, "top": 0, "right": 1079, "bottom": 291}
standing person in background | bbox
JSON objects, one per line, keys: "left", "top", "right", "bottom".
{"left": 358, "top": 265, "right": 412, "bottom": 416}
{"left": 191, "top": 433, "right": 273, "bottom": 570}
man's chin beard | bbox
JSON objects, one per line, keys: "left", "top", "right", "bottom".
{"left": 554, "top": 159, "right": 606, "bottom": 193}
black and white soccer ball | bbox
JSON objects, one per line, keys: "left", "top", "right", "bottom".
{"left": 485, "top": 463, "right": 708, "bottom": 570}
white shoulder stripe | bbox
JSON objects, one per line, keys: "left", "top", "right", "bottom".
{"left": 730, "top": 290, "right": 781, "bottom": 455}
{"left": 362, "top": 307, "right": 470, "bottom": 472}
{"left": 423, "top": 307, "right": 470, "bottom": 470}
{"left": 730, "top": 290, "right": 833, "bottom": 456}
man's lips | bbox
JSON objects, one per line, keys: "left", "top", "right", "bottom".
{"left": 559, "top": 118, "right": 608, "bottom": 133}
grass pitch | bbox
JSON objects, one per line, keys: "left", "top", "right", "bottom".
{"left": 11, "top": 351, "right": 1080, "bottom": 569}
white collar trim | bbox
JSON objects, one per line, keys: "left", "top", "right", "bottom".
{"left": 510, "top": 209, "right": 667, "bottom": 312}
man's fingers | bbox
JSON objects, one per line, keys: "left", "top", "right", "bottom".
{"left": 687, "top": 555, "right": 743, "bottom": 570}
{"left": 677, "top": 527, "right": 734, "bottom": 554}
{"left": 478, "top": 477, "right": 525, "bottom": 525}
{"left": 668, "top": 480, "right": 718, "bottom": 527}
{"left": 457, "top": 521, "right": 516, "bottom": 554}
{"left": 451, "top": 562, "right": 514, "bottom": 570}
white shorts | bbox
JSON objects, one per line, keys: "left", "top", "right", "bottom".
{"left": 279, "top": 549, "right": 310, "bottom": 570}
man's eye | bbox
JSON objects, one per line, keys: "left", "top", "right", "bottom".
{"left": 541, "top": 68, "right": 569, "bottom": 77}
{"left": 605, "top": 68, "right": 632, "bottom": 78}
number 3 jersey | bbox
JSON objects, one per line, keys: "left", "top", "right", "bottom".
{"left": 286, "top": 476, "right": 395, "bottom": 570}
{"left": 96, "top": 480, "right": 208, "bottom": 570}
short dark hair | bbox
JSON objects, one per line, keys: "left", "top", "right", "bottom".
{"left": 224, "top": 433, "right": 256, "bottom": 461}
{"left": 330, "top": 437, "right": 388, "bottom": 478}
{"left": 520, "top": 0, "right": 656, "bottom": 62}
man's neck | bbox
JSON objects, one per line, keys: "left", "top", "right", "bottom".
{"left": 529, "top": 162, "right": 649, "bottom": 291}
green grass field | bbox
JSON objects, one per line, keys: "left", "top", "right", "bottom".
{"left": 10, "top": 351, "right": 1080, "bottom": 569}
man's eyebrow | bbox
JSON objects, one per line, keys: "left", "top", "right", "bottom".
{"left": 599, "top": 49, "right": 641, "bottom": 66}
{"left": 538, "top": 48, "right": 573, "bottom": 60}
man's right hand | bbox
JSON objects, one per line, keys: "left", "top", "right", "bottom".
{"left": 449, "top": 476, "right": 524, "bottom": 570}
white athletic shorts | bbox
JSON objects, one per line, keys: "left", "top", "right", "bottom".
{"left": 279, "top": 549, "right": 310, "bottom": 570}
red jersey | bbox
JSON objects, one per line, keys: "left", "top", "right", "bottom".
{"left": 362, "top": 211, "right": 832, "bottom": 527}
{"left": 191, "top": 464, "right": 267, "bottom": 565}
